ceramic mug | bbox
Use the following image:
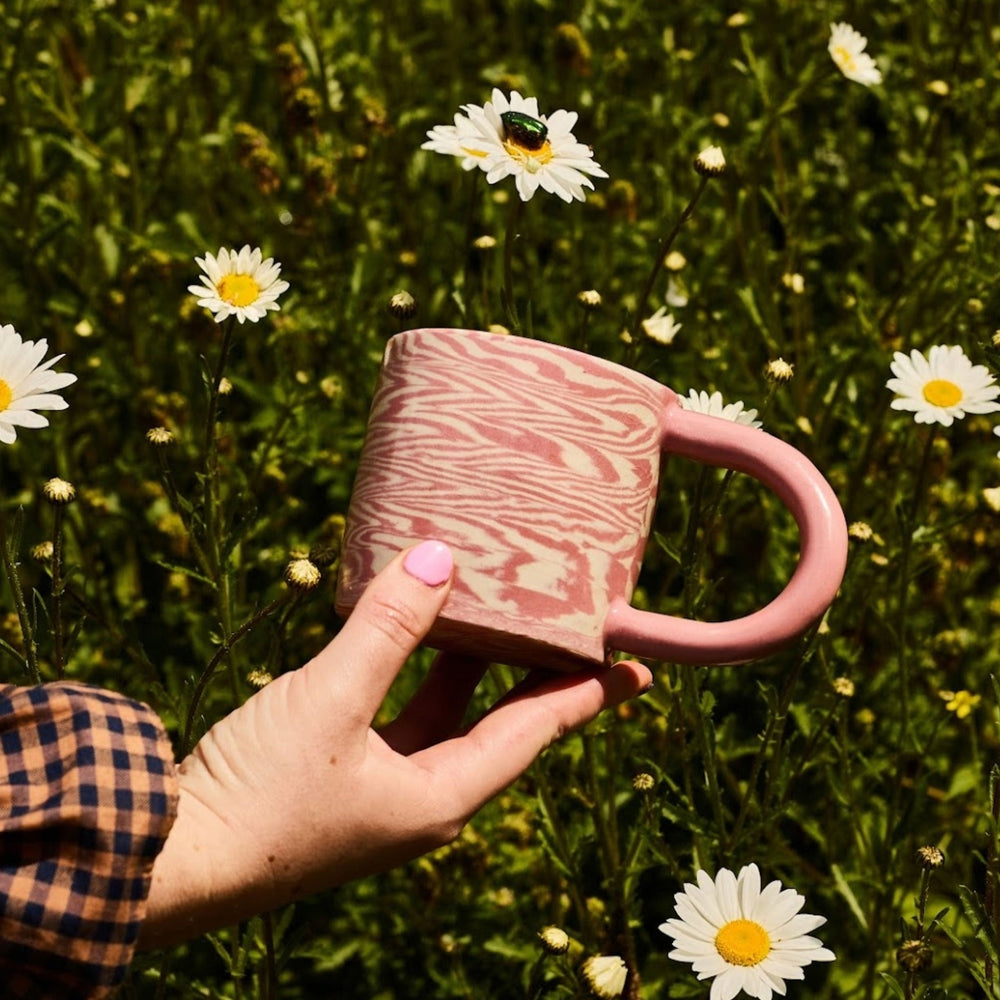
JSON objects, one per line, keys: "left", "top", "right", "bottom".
{"left": 335, "top": 328, "right": 848, "bottom": 671}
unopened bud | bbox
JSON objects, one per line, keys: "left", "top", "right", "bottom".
{"left": 146, "top": 427, "right": 174, "bottom": 446}
{"left": 765, "top": 358, "right": 795, "bottom": 383}
{"left": 284, "top": 557, "right": 322, "bottom": 590}
{"left": 43, "top": 478, "right": 76, "bottom": 505}
{"left": 538, "top": 925, "right": 570, "bottom": 954}
{"left": 389, "top": 290, "right": 417, "bottom": 319}
{"left": 694, "top": 145, "right": 726, "bottom": 177}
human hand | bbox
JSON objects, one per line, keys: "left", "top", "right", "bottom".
{"left": 139, "top": 540, "right": 652, "bottom": 948}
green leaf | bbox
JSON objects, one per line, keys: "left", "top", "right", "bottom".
{"left": 878, "top": 972, "right": 906, "bottom": 1000}
{"left": 831, "top": 864, "right": 868, "bottom": 931}
{"left": 93, "top": 224, "right": 120, "bottom": 279}
{"left": 958, "top": 884, "right": 999, "bottom": 965}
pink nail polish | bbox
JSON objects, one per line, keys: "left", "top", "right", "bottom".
{"left": 403, "top": 540, "right": 454, "bottom": 587}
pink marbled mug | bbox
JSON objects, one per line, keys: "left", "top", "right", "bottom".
{"left": 335, "top": 328, "right": 848, "bottom": 671}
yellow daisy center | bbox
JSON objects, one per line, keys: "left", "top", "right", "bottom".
{"left": 833, "top": 45, "right": 858, "bottom": 73}
{"left": 503, "top": 138, "right": 554, "bottom": 174}
{"left": 0, "top": 379, "right": 12, "bottom": 413}
{"left": 217, "top": 273, "right": 261, "bottom": 308}
{"left": 715, "top": 919, "right": 771, "bottom": 967}
{"left": 922, "top": 378, "right": 963, "bottom": 408}
{"left": 832, "top": 46, "right": 857, "bottom": 72}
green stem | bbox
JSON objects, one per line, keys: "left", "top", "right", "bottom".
{"left": 502, "top": 196, "right": 524, "bottom": 334}
{"left": 180, "top": 595, "right": 289, "bottom": 755}
{"left": 631, "top": 176, "right": 708, "bottom": 342}
{"left": 262, "top": 911, "right": 277, "bottom": 1000}
{"left": 534, "top": 768, "right": 596, "bottom": 943}
{"left": 154, "top": 446, "right": 212, "bottom": 577}
{"left": 896, "top": 427, "right": 938, "bottom": 743}
{"left": 0, "top": 501, "right": 40, "bottom": 682}
{"left": 202, "top": 318, "right": 239, "bottom": 699}
{"left": 681, "top": 665, "right": 727, "bottom": 842}
{"left": 51, "top": 505, "right": 66, "bottom": 678}
{"left": 583, "top": 731, "right": 639, "bottom": 983}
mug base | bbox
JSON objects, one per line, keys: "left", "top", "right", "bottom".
{"left": 334, "top": 593, "right": 609, "bottom": 673}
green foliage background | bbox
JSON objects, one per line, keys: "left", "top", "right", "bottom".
{"left": 3, "top": 0, "right": 1000, "bottom": 996}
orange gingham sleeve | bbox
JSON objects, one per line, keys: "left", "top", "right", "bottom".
{"left": 0, "top": 682, "right": 179, "bottom": 998}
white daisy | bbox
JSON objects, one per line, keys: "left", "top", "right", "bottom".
{"left": 828, "top": 23, "right": 883, "bottom": 87}
{"left": 642, "top": 307, "right": 682, "bottom": 345}
{"left": 580, "top": 955, "right": 628, "bottom": 998}
{"left": 0, "top": 325, "right": 77, "bottom": 445}
{"left": 680, "top": 389, "right": 762, "bottom": 429}
{"left": 659, "top": 863, "right": 835, "bottom": 1000}
{"left": 188, "top": 245, "right": 290, "bottom": 324}
{"left": 421, "top": 89, "right": 608, "bottom": 203}
{"left": 420, "top": 120, "right": 487, "bottom": 172}
{"left": 886, "top": 344, "right": 1000, "bottom": 426}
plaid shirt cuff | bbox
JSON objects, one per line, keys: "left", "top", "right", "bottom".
{"left": 1, "top": 682, "right": 179, "bottom": 998}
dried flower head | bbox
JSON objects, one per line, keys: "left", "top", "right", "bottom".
{"left": 146, "top": 427, "right": 174, "bottom": 446}
{"left": 43, "top": 477, "right": 76, "bottom": 505}
{"left": 632, "top": 772, "right": 655, "bottom": 792}
{"left": 896, "top": 939, "right": 932, "bottom": 973}
{"left": 247, "top": 668, "right": 274, "bottom": 688}
{"left": 389, "top": 290, "right": 417, "bottom": 319}
{"left": 284, "top": 557, "right": 322, "bottom": 590}
{"left": 833, "top": 677, "right": 855, "bottom": 698}
{"left": 577, "top": 289, "right": 602, "bottom": 310}
{"left": 848, "top": 521, "right": 874, "bottom": 541}
{"left": 917, "top": 845, "right": 945, "bottom": 869}
{"left": 765, "top": 358, "right": 795, "bottom": 383}
{"left": 31, "top": 541, "right": 54, "bottom": 561}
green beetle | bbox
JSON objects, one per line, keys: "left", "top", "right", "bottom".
{"left": 500, "top": 110, "right": 549, "bottom": 151}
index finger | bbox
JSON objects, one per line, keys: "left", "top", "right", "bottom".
{"left": 413, "top": 660, "right": 653, "bottom": 815}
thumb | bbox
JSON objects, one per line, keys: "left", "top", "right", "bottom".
{"left": 304, "top": 540, "right": 455, "bottom": 725}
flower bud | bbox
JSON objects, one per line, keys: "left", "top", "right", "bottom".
{"left": 43, "top": 478, "right": 76, "bottom": 505}
{"left": 694, "top": 145, "right": 726, "bottom": 177}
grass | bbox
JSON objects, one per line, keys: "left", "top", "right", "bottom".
{"left": 2, "top": 0, "right": 1000, "bottom": 997}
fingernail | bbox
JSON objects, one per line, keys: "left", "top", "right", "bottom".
{"left": 403, "top": 540, "right": 454, "bottom": 587}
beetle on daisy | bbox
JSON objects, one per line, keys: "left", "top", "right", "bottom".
{"left": 421, "top": 88, "right": 608, "bottom": 203}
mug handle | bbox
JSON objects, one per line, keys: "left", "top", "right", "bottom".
{"left": 604, "top": 404, "right": 848, "bottom": 665}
